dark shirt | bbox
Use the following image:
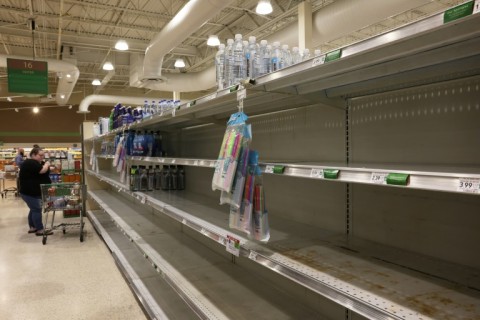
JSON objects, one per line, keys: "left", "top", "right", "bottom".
{"left": 19, "top": 159, "right": 51, "bottom": 197}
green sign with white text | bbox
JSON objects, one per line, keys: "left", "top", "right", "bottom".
{"left": 7, "top": 58, "right": 48, "bottom": 95}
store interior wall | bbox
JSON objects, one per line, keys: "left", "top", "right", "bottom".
{"left": 0, "top": 104, "right": 112, "bottom": 146}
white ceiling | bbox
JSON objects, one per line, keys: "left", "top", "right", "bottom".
{"left": 0, "top": 0, "right": 464, "bottom": 106}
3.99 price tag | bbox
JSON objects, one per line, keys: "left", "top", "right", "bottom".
{"left": 371, "top": 172, "right": 387, "bottom": 184}
{"left": 458, "top": 178, "right": 480, "bottom": 193}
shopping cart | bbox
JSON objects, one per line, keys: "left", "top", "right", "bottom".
{"left": 1, "top": 165, "right": 18, "bottom": 198}
{"left": 40, "top": 183, "right": 87, "bottom": 245}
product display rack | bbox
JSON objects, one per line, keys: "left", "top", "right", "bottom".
{"left": 84, "top": 6, "right": 480, "bottom": 320}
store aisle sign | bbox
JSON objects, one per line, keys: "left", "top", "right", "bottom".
{"left": 7, "top": 58, "right": 48, "bottom": 95}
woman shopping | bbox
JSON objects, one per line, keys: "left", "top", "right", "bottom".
{"left": 19, "top": 147, "right": 53, "bottom": 236}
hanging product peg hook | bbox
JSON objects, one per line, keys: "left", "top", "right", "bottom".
{"left": 237, "top": 84, "right": 246, "bottom": 113}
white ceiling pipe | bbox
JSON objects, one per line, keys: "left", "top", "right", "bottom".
{"left": 144, "top": 66, "right": 216, "bottom": 92}
{"left": 142, "top": 0, "right": 233, "bottom": 82}
{"left": 267, "top": 0, "right": 432, "bottom": 48}
{"left": 78, "top": 94, "right": 151, "bottom": 113}
{"left": 0, "top": 54, "right": 79, "bottom": 105}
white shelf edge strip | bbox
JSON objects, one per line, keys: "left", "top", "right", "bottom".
{"left": 85, "top": 154, "right": 480, "bottom": 194}
{"left": 87, "top": 210, "right": 169, "bottom": 320}
{"left": 86, "top": 170, "right": 419, "bottom": 320}
{"left": 88, "top": 191, "right": 230, "bottom": 320}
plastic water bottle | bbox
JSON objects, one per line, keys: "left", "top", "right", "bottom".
{"left": 314, "top": 49, "right": 322, "bottom": 57}
{"left": 143, "top": 100, "right": 151, "bottom": 118}
{"left": 224, "top": 38, "right": 234, "bottom": 88}
{"left": 264, "top": 44, "right": 272, "bottom": 75}
{"left": 150, "top": 101, "right": 156, "bottom": 116}
{"left": 302, "top": 48, "right": 311, "bottom": 61}
{"left": 271, "top": 42, "right": 281, "bottom": 72}
{"left": 232, "top": 34, "right": 246, "bottom": 85}
{"left": 255, "top": 40, "right": 267, "bottom": 77}
{"left": 281, "top": 44, "right": 292, "bottom": 69}
{"left": 245, "top": 36, "right": 257, "bottom": 79}
{"left": 292, "top": 47, "right": 302, "bottom": 64}
{"left": 215, "top": 44, "right": 226, "bottom": 90}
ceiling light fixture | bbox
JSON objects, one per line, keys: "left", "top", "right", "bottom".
{"left": 7, "top": 97, "right": 12, "bottom": 102}
{"left": 103, "top": 61, "right": 114, "bottom": 71}
{"left": 33, "top": 107, "right": 39, "bottom": 113}
{"left": 92, "top": 79, "right": 101, "bottom": 86}
{"left": 256, "top": 0, "right": 273, "bottom": 15}
{"left": 115, "top": 39, "right": 129, "bottom": 51}
{"left": 174, "top": 58, "right": 186, "bottom": 68}
{"left": 207, "top": 35, "right": 220, "bottom": 46}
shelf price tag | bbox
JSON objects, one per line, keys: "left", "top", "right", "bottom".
{"left": 325, "top": 49, "right": 342, "bottom": 62}
{"left": 237, "top": 88, "right": 247, "bottom": 101}
{"left": 140, "top": 196, "right": 146, "bottom": 204}
{"left": 226, "top": 235, "right": 240, "bottom": 257}
{"left": 171, "top": 159, "right": 176, "bottom": 164}
{"left": 265, "top": 165, "right": 274, "bottom": 174}
{"left": 474, "top": 0, "right": 480, "bottom": 14}
{"left": 194, "top": 160, "right": 199, "bottom": 166}
{"left": 371, "top": 172, "right": 387, "bottom": 184}
{"left": 310, "top": 168, "right": 323, "bottom": 178}
{"left": 458, "top": 178, "right": 480, "bottom": 193}
{"left": 323, "top": 169, "right": 339, "bottom": 179}
{"left": 386, "top": 173, "right": 410, "bottom": 186}
{"left": 312, "top": 55, "right": 326, "bottom": 67}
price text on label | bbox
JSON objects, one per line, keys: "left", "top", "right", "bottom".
{"left": 458, "top": 178, "right": 480, "bottom": 193}
{"left": 371, "top": 172, "right": 387, "bottom": 184}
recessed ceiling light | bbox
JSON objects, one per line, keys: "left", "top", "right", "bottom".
{"left": 115, "top": 40, "right": 129, "bottom": 51}
{"left": 207, "top": 35, "right": 220, "bottom": 46}
{"left": 103, "top": 61, "right": 114, "bottom": 70}
{"left": 92, "top": 79, "right": 101, "bottom": 86}
{"left": 256, "top": 0, "right": 273, "bottom": 15}
{"left": 174, "top": 59, "right": 185, "bottom": 68}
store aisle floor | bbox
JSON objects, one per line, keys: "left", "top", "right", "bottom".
{"left": 0, "top": 181, "right": 147, "bottom": 320}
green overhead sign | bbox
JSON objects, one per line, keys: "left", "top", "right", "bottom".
{"left": 7, "top": 58, "right": 48, "bottom": 95}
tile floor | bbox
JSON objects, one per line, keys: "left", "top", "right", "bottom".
{"left": 0, "top": 179, "right": 147, "bottom": 320}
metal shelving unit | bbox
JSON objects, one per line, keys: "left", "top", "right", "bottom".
{"left": 84, "top": 5, "right": 480, "bottom": 320}
{"left": 86, "top": 169, "right": 480, "bottom": 319}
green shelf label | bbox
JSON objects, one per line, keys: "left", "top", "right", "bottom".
{"left": 323, "top": 169, "right": 339, "bottom": 179}
{"left": 325, "top": 49, "right": 342, "bottom": 63}
{"left": 229, "top": 85, "right": 239, "bottom": 92}
{"left": 444, "top": 1, "right": 474, "bottom": 23}
{"left": 386, "top": 173, "right": 410, "bottom": 186}
{"left": 273, "top": 165, "right": 285, "bottom": 174}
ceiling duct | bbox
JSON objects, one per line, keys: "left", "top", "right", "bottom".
{"left": 0, "top": 54, "right": 79, "bottom": 105}
{"left": 137, "top": 0, "right": 233, "bottom": 91}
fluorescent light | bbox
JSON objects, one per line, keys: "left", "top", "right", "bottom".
{"left": 7, "top": 97, "right": 12, "bottom": 102}
{"left": 103, "top": 61, "right": 114, "bottom": 70}
{"left": 33, "top": 107, "right": 39, "bottom": 113}
{"left": 207, "top": 35, "right": 220, "bottom": 46}
{"left": 256, "top": 0, "right": 273, "bottom": 15}
{"left": 115, "top": 40, "right": 129, "bottom": 51}
{"left": 174, "top": 59, "right": 185, "bottom": 68}
{"left": 92, "top": 79, "right": 101, "bottom": 86}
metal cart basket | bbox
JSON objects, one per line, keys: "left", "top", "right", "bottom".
{"left": 40, "top": 183, "right": 87, "bottom": 245}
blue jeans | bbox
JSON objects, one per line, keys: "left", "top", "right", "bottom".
{"left": 20, "top": 194, "right": 44, "bottom": 231}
